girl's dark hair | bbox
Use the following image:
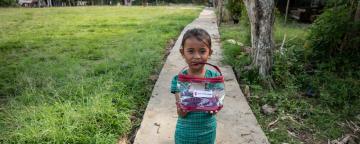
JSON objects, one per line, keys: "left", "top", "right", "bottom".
{"left": 181, "top": 28, "right": 211, "bottom": 49}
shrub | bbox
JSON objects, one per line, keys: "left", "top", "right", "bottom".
{"left": 305, "top": 0, "right": 360, "bottom": 114}
{"left": 0, "top": 0, "right": 17, "bottom": 6}
{"left": 307, "top": 0, "right": 360, "bottom": 75}
{"left": 225, "top": 0, "right": 243, "bottom": 23}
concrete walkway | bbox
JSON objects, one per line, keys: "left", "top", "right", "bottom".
{"left": 134, "top": 8, "right": 269, "bottom": 144}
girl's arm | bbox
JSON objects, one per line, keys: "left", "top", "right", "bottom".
{"left": 175, "top": 93, "right": 188, "bottom": 117}
{"left": 175, "top": 93, "right": 180, "bottom": 103}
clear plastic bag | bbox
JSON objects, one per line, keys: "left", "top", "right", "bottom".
{"left": 177, "top": 63, "right": 225, "bottom": 112}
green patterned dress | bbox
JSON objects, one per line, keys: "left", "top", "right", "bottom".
{"left": 170, "top": 70, "right": 218, "bottom": 144}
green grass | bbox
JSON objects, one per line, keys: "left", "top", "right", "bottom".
{"left": 220, "top": 17, "right": 357, "bottom": 143}
{"left": 0, "top": 6, "right": 201, "bottom": 143}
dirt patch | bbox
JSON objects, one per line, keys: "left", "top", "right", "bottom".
{"left": 163, "top": 38, "right": 176, "bottom": 60}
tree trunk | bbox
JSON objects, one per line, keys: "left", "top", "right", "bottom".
{"left": 124, "top": 0, "right": 129, "bottom": 5}
{"left": 243, "top": 0, "right": 275, "bottom": 77}
{"left": 217, "top": 0, "right": 224, "bottom": 26}
{"left": 284, "top": 0, "right": 290, "bottom": 24}
{"left": 142, "top": 0, "right": 147, "bottom": 6}
{"left": 47, "top": 0, "right": 52, "bottom": 6}
{"left": 355, "top": 1, "right": 360, "bottom": 21}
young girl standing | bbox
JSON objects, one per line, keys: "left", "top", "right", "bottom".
{"left": 170, "top": 28, "right": 219, "bottom": 144}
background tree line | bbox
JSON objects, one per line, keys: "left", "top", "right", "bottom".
{"left": 0, "top": 0, "right": 207, "bottom": 7}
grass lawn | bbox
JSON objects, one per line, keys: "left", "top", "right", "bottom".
{"left": 220, "top": 18, "right": 358, "bottom": 143}
{"left": 0, "top": 6, "right": 201, "bottom": 143}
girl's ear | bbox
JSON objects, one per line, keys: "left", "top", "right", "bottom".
{"left": 209, "top": 49, "right": 213, "bottom": 56}
{"left": 180, "top": 48, "right": 185, "bottom": 56}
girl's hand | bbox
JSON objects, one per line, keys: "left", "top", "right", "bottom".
{"left": 177, "top": 107, "right": 188, "bottom": 117}
{"left": 175, "top": 101, "right": 188, "bottom": 117}
{"left": 207, "top": 110, "right": 218, "bottom": 115}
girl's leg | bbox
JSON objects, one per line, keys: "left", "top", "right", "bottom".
{"left": 198, "top": 119, "right": 216, "bottom": 144}
{"left": 175, "top": 118, "right": 197, "bottom": 144}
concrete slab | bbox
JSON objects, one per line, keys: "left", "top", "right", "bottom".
{"left": 134, "top": 7, "right": 269, "bottom": 144}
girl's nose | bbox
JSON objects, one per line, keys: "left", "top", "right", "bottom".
{"left": 193, "top": 52, "right": 201, "bottom": 59}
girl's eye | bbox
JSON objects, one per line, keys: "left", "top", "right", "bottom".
{"left": 200, "top": 48, "right": 206, "bottom": 54}
{"left": 187, "top": 50, "right": 194, "bottom": 53}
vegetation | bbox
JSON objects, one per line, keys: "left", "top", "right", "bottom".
{"left": 220, "top": 1, "right": 359, "bottom": 143}
{"left": 225, "top": 0, "right": 243, "bottom": 22}
{"left": 0, "top": 0, "right": 16, "bottom": 6}
{"left": 0, "top": 6, "right": 201, "bottom": 143}
{"left": 305, "top": 0, "right": 360, "bottom": 116}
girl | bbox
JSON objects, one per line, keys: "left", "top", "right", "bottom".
{"left": 170, "top": 28, "right": 219, "bottom": 144}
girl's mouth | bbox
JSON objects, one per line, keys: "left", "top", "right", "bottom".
{"left": 193, "top": 63, "right": 200, "bottom": 66}
{"left": 191, "top": 62, "right": 204, "bottom": 66}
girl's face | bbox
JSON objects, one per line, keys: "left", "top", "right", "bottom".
{"left": 180, "top": 38, "right": 212, "bottom": 71}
